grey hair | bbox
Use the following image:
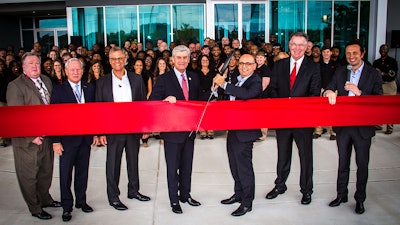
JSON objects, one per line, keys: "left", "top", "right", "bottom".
{"left": 172, "top": 45, "right": 190, "bottom": 57}
{"left": 290, "top": 32, "right": 309, "bottom": 43}
{"left": 109, "top": 46, "right": 127, "bottom": 56}
{"left": 21, "top": 52, "right": 40, "bottom": 65}
{"left": 65, "top": 58, "right": 84, "bottom": 69}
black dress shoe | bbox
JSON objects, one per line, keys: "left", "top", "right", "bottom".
{"left": 75, "top": 203, "right": 93, "bottom": 213}
{"left": 180, "top": 197, "right": 201, "bottom": 206}
{"left": 42, "top": 200, "right": 62, "bottom": 208}
{"left": 31, "top": 210, "right": 52, "bottom": 220}
{"left": 109, "top": 201, "right": 128, "bottom": 210}
{"left": 355, "top": 202, "right": 365, "bottom": 214}
{"left": 301, "top": 193, "right": 312, "bottom": 205}
{"left": 329, "top": 196, "right": 348, "bottom": 207}
{"left": 128, "top": 193, "right": 151, "bottom": 201}
{"left": 62, "top": 211, "right": 72, "bottom": 222}
{"left": 231, "top": 205, "right": 252, "bottom": 216}
{"left": 171, "top": 203, "right": 183, "bottom": 214}
{"left": 266, "top": 187, "right": 286, "bottom": 199}
{"left": 221, "top": 195, "right": 242, "bottom": 204}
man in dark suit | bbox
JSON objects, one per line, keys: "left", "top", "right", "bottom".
{"left": 213, "top": 54, "right": 262, "bottom": 216}
{"left": 149, "top": 45, "right": 201, "bottom": 214}
{"left": 96, "top": 47, "right": 150, "bottom": 211}
{"left": 50, "top": 58, "right": 98, "bottom": 221}
{"left": 324, "top": 40, "right": 383, "bottom": 214}
{"left": 6, "top": 52, "right": 61, "bottom": 220}
{"left": 266, "top": 32, "right": 321, "bottom": 205}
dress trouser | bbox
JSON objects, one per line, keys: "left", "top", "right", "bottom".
{"left": 59, "top": 140, "right": 91, "bottom": 211}
{"left": 12, "top": 138, "right": 54, "bottom": 214}
{"left": 274, "top": 128, "right": 314, "bottom": 194}
{"left": 164, "top": 139, "right": 194, "bottom": 204}
{"left": 106, "top": 134, "right": 140, "bottom": 203}
{"left": 227, "top": 131, "right": 255, "bottom": 208}
{"left": 381, "top": 81, "right": 397, "bottom": 131}
{"left": 336, "top": 127, "right": 371, "bottom": 202}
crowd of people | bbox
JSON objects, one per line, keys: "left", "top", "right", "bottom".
{"left": 0, "top": 32, "right": 397, "bottom": 221}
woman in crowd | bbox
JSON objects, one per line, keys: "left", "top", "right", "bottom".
{"left": 147, "top": 57, "right": 169, "bottom": 99}
{"left": 50, "top": 59, "right": 66, "bottom": 85}
{"left": 8, "top": 60, "right": 22, "bottom": 77}
{"left": 42, "top": 58, "right": 53, "bottom": 77}
{"left": 87, "top": 60, "right": 104, "bottom": 84}
{"left": 196, "top": 55, "right": 217, "bottom": 139}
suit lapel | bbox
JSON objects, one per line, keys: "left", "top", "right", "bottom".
{"left": 357, "top": 65, "right": 369, "bottom": 90}
{"left": 22, "top": 75, "right": 43, "bottom": 102}
{"left": 170, "top": 71, "right": 185, "bottom": 100}
{"left": 106, "top": 74, "right": 114, "bottom": 102}
{"left": 292, "top": 58, "right": 308, "bottom": 92}
{"left": 187, "top": 71, "right": 196, "bottom": 100}
{"left": 127, "top": 73, "right": 136, "bottom": 101}
{"left": 62, "top": 81, "right": 77, "bottom": 103}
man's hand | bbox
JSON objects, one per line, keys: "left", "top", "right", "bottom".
{"left": 344, "top": 81, "right": 362, "bottom": 96}
{"left": 142, "top": 133, "right": 150, "bottom": 139}
{"left": 324, "top": 90, "right": 337, "bottom": 105}
{"left": 99, "top": 135, "right": 107, "bottom": 146}
{"left": 92, "top": 136, "right": 99, "bottom": 146}
{"left": 53, "top": 143, "right": 64, "bottom": 156}
{"left": 32, "top": 136, "right": 43, "bottom": 145}
{"left": 213, "top": 74, "right": 225, "bottom": 87}
{"left": 163, "top": 96, "right": 177, "bottom": 103}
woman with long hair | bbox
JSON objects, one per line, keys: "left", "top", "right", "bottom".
{"left": 147, "top": 57, "right": 169, "bottom": 99}
{"left": 50, "top": 59, "right": 66, "bottom": 85}
{"left": 87, "top": 60, "right": 104, "bottom": 84}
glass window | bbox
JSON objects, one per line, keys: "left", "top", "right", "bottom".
{"left": 242, "top": 4, "right": 266, "bottom": 46}
{"left": 37, "top": 31, "right": 54, "bottom": 53}
{"left": 333, "top": 1, "right": 358, "bottom": 55}
{"left": 360, "top": 0, "right": 370, "bottom": 59}
{"left": 307, "top": 0, "right": 332, "bottom": 47}
{"left": 139, "top": 5, "right": 170, "bottom": 50}
{"left": 22, "top": 30, "right": 34, "bottom": 50}
{"left": 72, "top": 7, "right": 105, "bottom": 50}
{"left": 214, "top": 4, "right": 238, "bottom": 42}
{"left": 270, "top": 0, "right": 305, "bottom": 51}
{"left": 173, "top": 5, "right": 204, "bottom": 45}
{"left": 35, "top": 18, "right": 67, "bottom": 29}
{"left": 105, "top": 6, "right": 138, "bottom": 47}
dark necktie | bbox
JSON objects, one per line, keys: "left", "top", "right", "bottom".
{"left": 290, "top": 62, "right": 297, "bottom": 90}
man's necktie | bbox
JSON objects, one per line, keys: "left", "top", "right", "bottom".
{"left": 36, "top": 78, "right": 50, "bottom": 104}
{"left": 290, "top": 62, "right": 297, "bottom": 90}
{"left": 74, "top": 84, "right": 81, "bottom": 102}
{"left": 181, "top": 74, "right": 189, "bottom": 100}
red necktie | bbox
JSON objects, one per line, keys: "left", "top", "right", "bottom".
{"left": 290, "top": 62, "right": 297, "bottom": 90}
{"left": 181, "top": 74, "right": 189, "bottom": 100}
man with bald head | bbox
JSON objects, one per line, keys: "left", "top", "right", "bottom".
{"left": 213, "top": 54, "right": 263, "bottom": 216}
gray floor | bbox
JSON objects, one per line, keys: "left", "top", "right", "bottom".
{"left": 0, "top": 127, "right": 399, "bottom": 225}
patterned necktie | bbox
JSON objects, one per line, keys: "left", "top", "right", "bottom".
{"left": 181, "top": 74, "right": 189, "bottom": 100}
{"left": 36, "top": 78, "right": 50, "bottom": 104}
{"left": 74, "top": 84, "right": 81, "bottom": 103}
{"left": 290, "top": 62, "right": 297, "bottom": 90}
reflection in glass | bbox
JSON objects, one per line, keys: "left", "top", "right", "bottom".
{"left": 106, "top": 6, "right": 138, "bottom": 47}
{"left": 38, "top": 31, "right": 54, "bottom": 53}
{"left": 139, "top": 5, "right": 170, "bottom": 50}
{"left": 333, "top": 1, "right": 358, "bottom": 53}
{"left": 270, "top": 0, "right": 305, "bottom": 51}
{"left": 214, "top": 4, "right": 238, "bottom": 42}
{"left": 72, "top": 7, "right": 104, "bottom": 50}
{"left": 57, "top": 30, "right": 68, "bottom": 50}
{"left": 242, "top": 4, "right": 266, "bottom": 46}
{"left": 307, "top": 1, "right": 332, "bottom": 47}
{"left": 173, "top": 5, "right": 204, "bottom": 45}
{"left": 360, "top": 1, "right": 370, "bottom": 59}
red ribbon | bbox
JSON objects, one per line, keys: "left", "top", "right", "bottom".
{"left": 1, "top": 96, "right": 399, "bottom": 137}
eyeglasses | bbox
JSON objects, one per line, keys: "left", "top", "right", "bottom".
{"left": 238, "top": 62, "right": 255, "bottom": 67}
{"left": 109, "top": 57, "right": 125, "bottom": 61}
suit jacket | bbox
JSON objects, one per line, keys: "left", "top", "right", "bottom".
{"left": 50, "top": 81, "right": 96, "bottom": 146}
{"left": 325, "top": 64, "right": 383, "bottom": 139}
{"left": 149, "top": 69, "right": 201, "bottom": 143}
{"left": 6, "top": 74, "right": 53, "bottom": 147}
{"left": 95, "top": 71, "right": 146, "bottom": 140}
{"left": 225, "top": 74, "right": 263, "bottom": 142}
{"left": 270, "top": 57, "right": 321, "bottom": 98}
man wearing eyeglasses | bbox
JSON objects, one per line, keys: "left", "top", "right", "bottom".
{"left": 266, "top": 32, "right": 321, "bottom": 205}
{"left": 96, "top": 47, "right": 150, "bottom": 211}
{"left": 213, "top": 54, "right": 263, "bottom": 216}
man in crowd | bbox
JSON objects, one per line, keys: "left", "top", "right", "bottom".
{"left": 373, "top": 44, "right": 398, "bottom": 134}
{"left": 96, "top": 47, "right": 150, "bottom": 211}
{"left": 213, "top": 54, "right": 262, "bottom": 216}
{"left": 266, "top": 32, "right": 321, "bottom": 205}
{"left": 50, "top": 58, "right": 98, "bottom": 221}
{"left": 149, "top": 45, "right": 202, "bottom": 214}
{"left": 324, "top": 40, "right": 382, "bottom": 214}
{"left": 7, "top": 52, "right": 61, "bottom": 220}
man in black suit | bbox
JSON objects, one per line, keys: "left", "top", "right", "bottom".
{"left": 96, "top": 47, "right": 150, "bottom": 211}
{"left": 51, "top": 58, "right": 98, "bottom": 221}
{"left": 324, "top": 40, "right": 383, "bottom": 214}
{"left": 149, "top": 45, "right": 201, "bottom": 214}
{"left": 213, "top": 54, "right": 262, "bottom": 216}
{"left": 266, "top": 32, "right": 321, "bottom": 205}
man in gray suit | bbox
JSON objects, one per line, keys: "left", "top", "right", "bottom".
{"left": 6, "top": 52, "right": 61, "bottom": 220}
